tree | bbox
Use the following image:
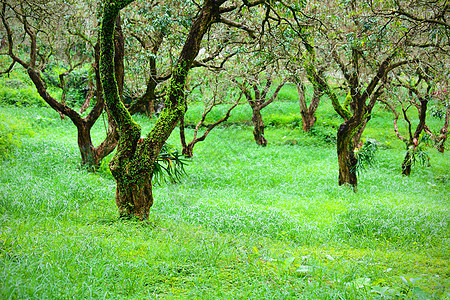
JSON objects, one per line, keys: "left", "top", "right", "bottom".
{"left": 263, "top": 2, "right": 327, "bottom": 133}
{"left": 0, "top": 0, "right": 121, "bottom": 169}
{"left": 383, "top": 67, "right": 432, "bottom": 175}
{"left": 233, "top": 69, "right": 287, "bottom": 146}
{"left": 290, "top": 50, "right": 327, "bottom": 132}
{"left": 424, "top": 78, "right": 449, "bottom": 153}
{"left": 100, "top": 0, "right": 265, "bottom": 220}
{"left": 179, "top": 70, "right": 242, "bottom": 157}
{"left": 292, "top": 0, "right": 419, "bottom": 189}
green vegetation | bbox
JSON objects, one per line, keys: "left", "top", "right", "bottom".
{"left": 1, "top": 80, "right": 449, "bottom": 298}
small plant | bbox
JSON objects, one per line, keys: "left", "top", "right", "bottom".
{"left": 404, "top": 135, "right": 431, "bottom": 168}
{"left": 353, "top": 138, "right": 379, "bottom": 175}
{"left": 153, "top": 143, "right": 188, "bottom": 185}
{"left": 96, "top": 143, "right": 188, "bottom": 184}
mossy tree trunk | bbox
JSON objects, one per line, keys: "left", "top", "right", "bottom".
{"left": 337, "top": 119, "right": 359, "bottom": 187}
{"left": 401, "top": 150, "right": 413, "bottom": 176}
{"left": 100, "top": 0, "right": 223, "bottom": 220}
{"left": 308, "top": 47, "right": 396, "bottom": 189}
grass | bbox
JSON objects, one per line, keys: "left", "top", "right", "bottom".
{"left": 0, "top": 81, "right": 449, "bottom": 299}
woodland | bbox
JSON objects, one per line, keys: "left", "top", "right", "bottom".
{"left": 0, "top": 0, "right": 449, "bottom": 299}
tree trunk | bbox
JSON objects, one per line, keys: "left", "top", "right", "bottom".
{"left": 76, "top": 119, "right": 118, "bottom": 170}
{"left": 300, "top": 88, "right": 321, "bottom": 132}
{"left": 79, "top": 78, "right": 94, "bottom": 114}
{"left": 100, "top": 0, "right": 219, "bottom": 220}
{"left": 352, "top": 116, "right": 370, "bottom": 147}
{"left": 301, "top": 111, "right": 316, "bottom": 132}
{"left": 401, "top": 148, "right": 412, "bottom": 176}
{"left": 438, "top": 135, "right": 447, "bottom": 153}
{"left": 77, "top": 124, "right": 99, "bottom": 169}
{"left": 127, "top": 57, "right": 157, "bottom": 117}
{"left": 114, "top": 173, "right": 153, "bottom": 219}
{"left": 252, "top": 106, "right": 267, "bottom": 146}
{"left": 182, "top": 144, "right": 194, "bottom": 158}
{"left": 179, "top": 114, "right": 193, "bottom": 157}
{"left": 337, "top": 120, "right": 358, "bottom": 189}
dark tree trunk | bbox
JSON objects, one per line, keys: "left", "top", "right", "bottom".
{"left": 438, "top": 136, "right": 447, "bottom": 153}
{"left": 182, "top": 144, "right": 194, "bottom": 158}
{"left": 301, "top": 111, "right": 317, "bottom": 132}
{"left": 128, "top": 55, "right": 158, "bottom": 117}
{"left": 79, "top": 78, "right": 95, "bottom": 114}
{"left": 401, "top": 97, "right": 427, "bottom": 176}
{"left": 77, "top": 123, "right": 98, "bottom": 168}
{"left": 179, "top": 114, "right": 194, "bottom": 157}
{"left": 298, "top": 83, "right": 321, "bottom": 132}
{"left": 337, "top": 121, "right": 358, "bottom": 189}
{"left": 252, "top": 107, "right": 267, "bottom": 147}
{"left": 352, "top": 116, "right": 370, "bottom": 147}
{"left": 402, "top": 149, "right": 412, "bottom": 176}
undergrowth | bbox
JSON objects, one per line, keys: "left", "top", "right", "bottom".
{"left": 0, "top": 90, "right": 449, "bottom": 299}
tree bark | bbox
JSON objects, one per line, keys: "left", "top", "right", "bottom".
{"left": 337, "top": 120, "right": 358, "bottom": 189}
{"left": 252, "top": 106, "right": 267, "bottom": 146}
{"left": 300, "top": 109, "right": 317, "bottom": 132}
{"left": 297, "top": 73, "right": 323, "bottom": 132}
{"left": 182, "top": 143, "right": 195, "bottom": 158}
{"left": 77, "top": 123, "right": 98, "bottom": 168}
{"left": 401, "top": 149, "right": 412, "bottom": 176}
{"left": 115, "top": 174, "right": 153, "bottom": 219}
{"left": 127, "top": 56, "right": 158, "bottom": 117}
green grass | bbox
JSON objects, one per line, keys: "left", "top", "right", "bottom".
{"left": 1, "top": 87, "right": 449, "bottom": 299}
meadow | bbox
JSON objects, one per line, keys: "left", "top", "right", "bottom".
{"left": 0, "top": 80, "right": 449, "bottom": 299}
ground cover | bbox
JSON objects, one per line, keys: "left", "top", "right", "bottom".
{"left": 0, "top": 89, "right": 449, "bottom": 299}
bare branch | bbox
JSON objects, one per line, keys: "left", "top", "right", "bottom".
{"left": 216, "top": 16, "right": 257, "bottom": 39}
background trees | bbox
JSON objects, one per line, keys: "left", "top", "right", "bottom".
{"left": 1, "top": 2, "right": 449, "bottom": 297}
{"left": 1, "top": 0, "right": 119, "bottom": 169}
{"left": 1, "top": 0, "right": 447, "bottom": 216}
{"left": 179, "top": 70, "right": 242, "bottom": 157}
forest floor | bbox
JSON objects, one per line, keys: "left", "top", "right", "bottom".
{"left": 1, "top": 98, "right": 449, "bottom": 299}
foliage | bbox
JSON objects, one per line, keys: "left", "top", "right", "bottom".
{"left": 404, "top": 135, "right": 431, "bottom": 168}
{"left": 353, "top": 139, "right": 379, "bottom": 175}
{"left": 307, "top": 125, "right": 337, "bottom": 144}
{"left": 0, "top": 70, "right": 46, "bottom": 107}
{"left": 153, "top": 143, "right": 188, "bottom": 185}
{"left": 40, "top": 63, "right": 93, "bottom": 108}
